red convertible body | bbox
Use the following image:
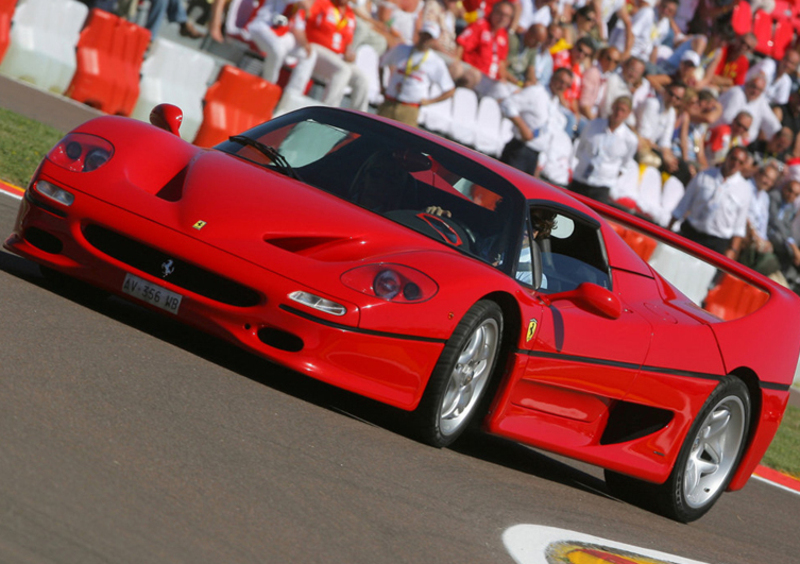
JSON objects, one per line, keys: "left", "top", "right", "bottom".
{"left": 6, "top": 106, "right": 800, "bottom": 521}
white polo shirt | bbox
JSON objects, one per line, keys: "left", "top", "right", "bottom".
{"left": 637, "top": 95, "right": 677, "bottom": 150}
{"left": 572, "top": 117, "right": 639, "bottom": 189}
{"left": 381, "top": 45, "right": 454, "bottom": 104}
{"left": 502, "top": 84, "right": 566, "bottom": 153}
{"left": 672, "top": 167, "right": 752, "bottom": 239}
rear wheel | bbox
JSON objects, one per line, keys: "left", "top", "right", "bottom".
{"left": 412, "top": 300, "right": 503, "bottom": 448}
{"left": 605, "top": 376, "right": 750, "bottom": 522}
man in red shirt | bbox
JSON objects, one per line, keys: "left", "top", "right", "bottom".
{"left": 286, "top": 0, "right": 369, "bottom": 111}
{"left": 712, "top": 34, "right": 756, "bottom": 91}
{"left": 452, "top": 1, "right": 513, "bottom": 98}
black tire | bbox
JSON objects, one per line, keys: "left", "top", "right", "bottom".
{"left": 412, "top": 300, "right": 503, "bottom": 448}
{"left": 605, "top": 376, "right": 751, "bottom": 522}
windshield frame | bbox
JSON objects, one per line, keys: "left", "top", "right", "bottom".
{"left": 215, "top": 107, "right": 528, "bottom": 276}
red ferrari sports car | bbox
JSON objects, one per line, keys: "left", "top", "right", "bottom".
{"left": 6, "top": 105, "right": 800, "bottom": 522}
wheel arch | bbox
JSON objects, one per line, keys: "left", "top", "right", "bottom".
{"left": 473, "top": 291, "right": 522, "bottom": 424}
{"left": 480, "top": 290, "right": 522, "bottom": 351}
{"left": 726, "top": 366, "right": 783, "bottom": 491}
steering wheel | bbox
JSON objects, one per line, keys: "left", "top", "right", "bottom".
{"left": 385, "top": 210, "right": 475, "bottom": 252}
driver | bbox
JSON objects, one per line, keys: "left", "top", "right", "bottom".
{"left": 350, "top": 150, "right": 418, "bottom": 212}
{"left": 350, "top": 150, "right": 450, "bottom": 217}
{"left": 516, "top": 210, "right": 557, "bottom": 287}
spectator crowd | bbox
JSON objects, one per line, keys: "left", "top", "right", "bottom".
{"left": 94, "top": 0, "right": 800, "bottom": 294}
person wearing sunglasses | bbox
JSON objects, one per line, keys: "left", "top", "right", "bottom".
{"left": 500, "top": 67, "right": 573, "bottom": 174}
{"left": 579, "top": 46, "right": 620, "bottom": 121}
{"left": 710, "top": 33, "right": 756, "bottom": 92}
{"left": 637, "top": 80, "right": 690, "bottom": 184}
{"left": 716, "top": 73, "right": 782, "bottom": 145}
{"left": 705, "top": 110, "right": 752, "bottom": 167}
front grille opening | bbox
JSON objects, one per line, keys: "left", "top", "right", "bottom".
{"left": 258, "top": 328, "right": 304, "bottom": 352}
{"left": 25, "top": 227, "right": 63, "bottom": 254}
{"left": 83, "top": 225, "right": 261, "bottom": 307}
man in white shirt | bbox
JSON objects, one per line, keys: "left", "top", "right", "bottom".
{"left": 669, "top": 146, "right": 752, "bottom": 258}
{"left": 600, "top": 56, "right": 648, "bottom": 123}
{"left": 738, "top": 161, "right": 781, "bottom": 275}
{"left": 499, "top": 67, "right": 573, "bottom": 174}
{"left": 637, "top": 80, "right": 684, "bottom": 165}
{"left": 377, "top": 21, "right": 455, "bottom": 127}
{"left": 748, "top": 50, "right": 800, "bottom": 107}
{"left": 717, "top": 74, "right": 783, "bottom": 143}
{"left": 569, "top": 95, "right": 639, "bottom": 204}
{"left": 609, "top": 0, "right": 656, "bottom": 61}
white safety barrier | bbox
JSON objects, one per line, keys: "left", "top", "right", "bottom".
{"left": 473, "top": 95, "right": 503, "bottom": 157}
{"left": 449, "top": 87, "right": 479, "bottom": 147}
{"left": 355, "top": 44, "right": 383, "bottom": 108}
{"left": 0, "top": 0, "right": 88, "bottom": 94}
{"left": 131, "top": 38, "right": 217, "bottom": 142}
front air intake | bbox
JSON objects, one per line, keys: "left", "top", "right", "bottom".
{"left": 83, "top": 225, "right": 261, "bottom": 307}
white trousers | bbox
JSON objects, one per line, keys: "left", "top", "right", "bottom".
{"left": 248, "top": 19, "right": 317, "bottom": 93}
{"left": 289, "top": 43, "right": 369, "bottom": 111}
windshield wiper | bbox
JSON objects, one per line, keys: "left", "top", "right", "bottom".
{"left": 228, "top": 135, "right": 302, "bottom": 181}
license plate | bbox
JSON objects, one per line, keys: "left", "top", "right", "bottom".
{"left": 121, "top": 273, "right": 182, "bottom": 314}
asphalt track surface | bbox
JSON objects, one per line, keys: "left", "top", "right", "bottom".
{"left": 1, "top": 77, "right": 800, "bottom": 564}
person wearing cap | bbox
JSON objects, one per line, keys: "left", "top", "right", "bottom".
{"left": 377, "top": 21, "right": 455, "bottom": 127}
{"left": 647, "top": 49, "right": 703, "bottom": 93}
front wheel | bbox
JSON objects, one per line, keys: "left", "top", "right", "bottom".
{"left": 605, "top": 376, "right": 751, "bottom": 522}
{"left": 412, "top": 300, "right": 503, "bottom": 448}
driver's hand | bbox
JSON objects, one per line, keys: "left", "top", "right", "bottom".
{"left": 425, "top": 206, "right": 452, "bottom": 218}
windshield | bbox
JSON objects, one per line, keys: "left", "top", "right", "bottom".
{"left": 216, "top": 108, "right": 526, "bottom": 274}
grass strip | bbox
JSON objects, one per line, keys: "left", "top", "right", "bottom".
{"left": 0, "top": 107, "right": 64, "bottom": 188}
{"left": 762, "top": 403, "right": 800, "bottom": 479}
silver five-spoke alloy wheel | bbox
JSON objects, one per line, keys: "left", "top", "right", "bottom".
{"left": 438, "top": 317, "right": 500, "bottom": 437}
{"left": 682, "top": 394, "right": 747, "bottom": 509}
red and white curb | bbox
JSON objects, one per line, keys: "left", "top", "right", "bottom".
{"left": 0, "top": 180, "right": 23, "bottom": 200}
{"left": 753, "top": 464, "right": 800, "bottom": 495}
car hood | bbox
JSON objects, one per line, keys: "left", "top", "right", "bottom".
{"left": 60, "top": 130, "right": 466, "bottom": 279}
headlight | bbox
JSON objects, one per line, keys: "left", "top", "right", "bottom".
{"left": 341, "top": 264, "right": 438, "bottom": 303}
{"left": 47, "top": 133, "right": 114, "bottom": 173}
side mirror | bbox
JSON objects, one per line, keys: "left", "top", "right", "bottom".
{"left": 546, "top": 282, "right": 622, "bottom": 320}
{"left": 149, "top": 103, "right": 183, "bottom": 136}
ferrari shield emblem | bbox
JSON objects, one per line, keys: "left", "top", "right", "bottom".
{"left": 526, "top": 319, "right": 538, "bottom": 342}
{"left": 192, "top": 220, "right": 207, "bottom": 230}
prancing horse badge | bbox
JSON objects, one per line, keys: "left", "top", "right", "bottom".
{"left": 192, "top": 220, "right": 207, "bottom": 230}
{"left": 526, "top": 319, "right": 538, "bottom": 342}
